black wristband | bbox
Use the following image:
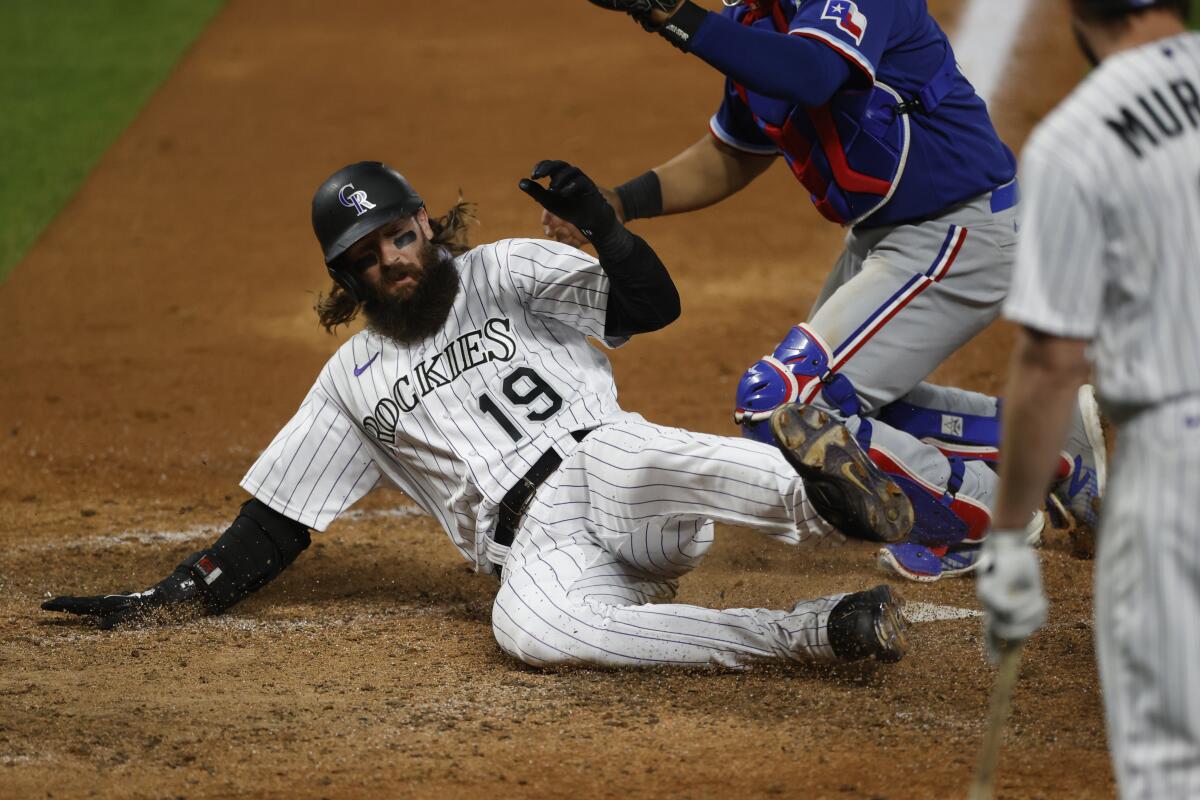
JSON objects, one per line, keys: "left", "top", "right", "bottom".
{"left": 653, "top": 1, "right": 707, "bottom": 52}
{"left": 615, "top": 171, "right": 663, "bottom": 221}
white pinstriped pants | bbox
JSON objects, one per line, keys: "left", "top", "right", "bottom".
{"left": 1096, "top": 396, "right": 1200, "bottom": 799}
{"left": 491, "top": 419, "right": 844, "bottom": 669}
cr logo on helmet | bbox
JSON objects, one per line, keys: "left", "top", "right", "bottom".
{"left": 338, "top": 183, "right": 376, "bottom": 216}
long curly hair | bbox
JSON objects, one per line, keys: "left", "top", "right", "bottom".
{"left": 315, "top": 198, "right": 477, "bottom": 333}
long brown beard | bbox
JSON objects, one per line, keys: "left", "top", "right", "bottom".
{"left": 362, "top": 241, "right": 460, "bottom": 344}
{"left": 315, "top": 200, "right": 476, "bottom": 334}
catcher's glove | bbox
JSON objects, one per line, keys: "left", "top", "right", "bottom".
{"left": 585, "top": 0, "right": 705, "bottom": 49}
{"left": 586, "top": 0, "right": 680, "bottom": 17}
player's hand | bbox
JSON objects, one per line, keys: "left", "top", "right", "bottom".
{"left": 540, "top": 187, "right": 625, "bottom": 249}
{"left": 976, "top": 530, "right": 1048, "bottom": 663}
{"left": 540, "top": 209, "right": 589, "bottom": 248}
{"left": 520, "top": 160, "right": 622, "bottom": 244}
{"left": 42, "top": 565, "right": 204, "bottom": 629}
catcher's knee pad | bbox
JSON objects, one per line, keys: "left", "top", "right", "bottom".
{"left": 734, "top": 356, "right": 800, "bottom": 444}
{"left": 877, "top": 400, "right": 1001, "bottom": 463}
{"left": 734, "top": 323, "right": 862, "bottom": 444}
{"left": 856, "top": 419, "right": 989, "bottom": 546}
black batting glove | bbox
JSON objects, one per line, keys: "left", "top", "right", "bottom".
{"left": 518, "top": 160, "right": 620, "bottom": 241}
{"left": 42, "top": 563, "right": 205, "bottom": 629}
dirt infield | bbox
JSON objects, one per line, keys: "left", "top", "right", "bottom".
{"left": 0, "top": 2, "right": 1111, "bottom": 798}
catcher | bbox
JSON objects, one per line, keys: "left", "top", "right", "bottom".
{"left": 545, "top": 0, "right": 1107, "bottom": 582}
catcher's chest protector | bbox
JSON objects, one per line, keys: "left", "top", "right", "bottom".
{"left": 729, "top": 3, "right": 955, "bottom": 226}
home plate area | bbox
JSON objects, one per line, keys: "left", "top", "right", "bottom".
{"left": 903, "top": 602, "right": 984, "bottom": 623}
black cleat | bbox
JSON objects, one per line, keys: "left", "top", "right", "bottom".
{"left": 828, "top": 584, "right": 909, "bottom": 663}
{"left": 771, "top": 403, "right": 914, "bottom": 544}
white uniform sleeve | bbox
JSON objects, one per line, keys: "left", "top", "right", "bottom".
{"left": 1003, "top": 147, "right": 1106, "bottom": 339}
{"left": 500, "top": 238, "right": 614, "bottom": 342}
{"left": 240, "top": 385, "right": 380, "bottom": 531}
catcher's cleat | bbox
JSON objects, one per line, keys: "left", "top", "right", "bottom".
{"left": 876, "top": 541, "right": 985, "bottom": 583}
{"left": 878, "top": 510, "right": 1046, "bottom": 583}
{"left": 771, "top": 403, "right": 914, "bottom": 543}
{"left": 1052, "top": 384, "right": 1107, "bottom": 534}
{"left": 827, "top": 584, "right": 908, "bottom": 663}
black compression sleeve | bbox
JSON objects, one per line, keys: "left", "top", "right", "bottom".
{"left": 600, "top": 231, "right": 681, "bottom": 339}
{"left": 182, "top": 499, "right": 311, "bottom": 613}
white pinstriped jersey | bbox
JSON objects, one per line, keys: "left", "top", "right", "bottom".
{"left": 240, "top": 238, "right": 635, "bottom": 571}
{"left": 1006, "top": 32, "right": 1200, "bottom": 799}
{"left": 1005, "top": 33, "right": 1200, "bottom": 405}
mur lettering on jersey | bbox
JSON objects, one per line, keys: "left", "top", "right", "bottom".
{"left": 362, "top": 317, "right": 517, "bottom": 445}
{"left": 1104, "top": 77, "right": 1200, "bottom": 158}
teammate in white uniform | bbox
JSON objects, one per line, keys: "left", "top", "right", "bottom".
{"left": 976, "top": 1, "right": 1200, "bottom": 796}
{"left": 43, "top": 159, "right": 914, "bottom": 669}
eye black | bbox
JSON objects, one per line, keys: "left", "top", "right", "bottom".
{"left": 393, "top": 231, "right": 416, "bottom": 249}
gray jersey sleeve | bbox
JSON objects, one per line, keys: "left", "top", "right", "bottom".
{"left": 240, "top": 386, "right": 381, "bottom": 531}
{"left": 501, "top": 238, "right": 613, "bottom": 342}
{"left": 1003, "top": 148, "right": 1106, "bottom": 339}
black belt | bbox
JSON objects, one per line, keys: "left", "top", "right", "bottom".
{"left": 494, "top": 429, "right": 591, "bottom": 548}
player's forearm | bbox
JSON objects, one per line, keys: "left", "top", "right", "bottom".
{"left": 41, "top": 498, "right": 311, "bottom": 628}
{"left": 626, "top": 134, "right": 773, "bottom": 219}
{"left": 994, "top": 328, "right": 1092, "bottom": 529}
{"left": 600, "top": 231, "right": 681, "bottom": 338}
{"left": 683, "top": 12, "right": 853, "bottom": 107}
{"left": 187, "top": 498, "right": 312, "bottom": 613}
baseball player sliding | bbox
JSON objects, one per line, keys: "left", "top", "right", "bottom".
{"left": 551, "top": 0, "right": 1106, "bottom": 581}
{"left": 977, "top": 0, "right": 1199, "bottom": 796}
{"left": 43, "top": 159, "right": 915, "bottom": 669}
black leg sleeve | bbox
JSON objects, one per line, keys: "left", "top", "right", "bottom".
{"left": 182, "top": 499, "right": 311, "bottom": 613}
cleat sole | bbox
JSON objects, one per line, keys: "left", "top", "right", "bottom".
{"left": 771, "top": 404, "right": 914, "bottom": 543}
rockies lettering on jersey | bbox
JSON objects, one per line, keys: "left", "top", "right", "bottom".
{"left": 241, "top": 238, "right": 632, "bottom": 568}
{"left": 362, "top": 318, "right": 517, "bottom": 443}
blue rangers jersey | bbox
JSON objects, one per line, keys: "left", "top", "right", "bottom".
{"left": 704, "top": 0, "right": 1016, "bottom": 227}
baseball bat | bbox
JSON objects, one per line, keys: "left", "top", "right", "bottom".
{"left": 967, "top": 640, "right": 1024, "bottom": 800}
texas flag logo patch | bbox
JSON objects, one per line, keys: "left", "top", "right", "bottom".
{"left": 821, "top": 0, "right": 868, "bottom": 45}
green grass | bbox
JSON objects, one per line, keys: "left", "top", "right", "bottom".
{"left": 0, "top": 0, "right": 224, "bottom": 281}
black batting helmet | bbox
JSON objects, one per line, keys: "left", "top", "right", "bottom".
{"left": 311, "top": 161, "right": 424, "bottom": 301}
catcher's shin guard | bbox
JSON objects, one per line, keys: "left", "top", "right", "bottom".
{"left": 877, "top": 398, "right": 1001, "bottom": 463}
{"left": 770, "top": 404, "right": 913, "bottom": 543}
{"left": 855, "top": 418, "right": 990, "bottom": 546}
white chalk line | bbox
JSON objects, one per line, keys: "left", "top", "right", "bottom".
{"left": 11, "top": 506, "right": 430, "bottom": 554}
{"left": 952, "top": 0, "right": 1033, "bottom": 107}
{"left": 903, "top": 601, "right": 983, "bottom": 623}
